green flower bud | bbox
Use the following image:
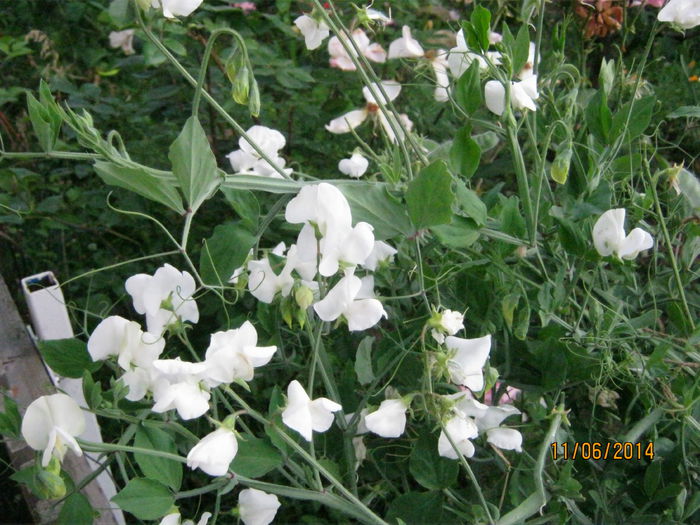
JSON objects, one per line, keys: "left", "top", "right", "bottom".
{"left": 295, "top": 286, "right": 314, "bottom": 310}
{"left": 36, "top": 469, "right": 66, "bottom": 500}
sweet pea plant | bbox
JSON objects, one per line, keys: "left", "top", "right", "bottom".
{"left": 2, "top": 0, "right": 699, "bottom": 524}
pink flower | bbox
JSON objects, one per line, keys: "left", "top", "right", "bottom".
{"left": 232, "top": 2, "right": 256, "bottom": 13}
{"left": 483, "top": 382, "right": 521, "bottom": 406}
{"left": 630, "top": 0, "right": 665, "bottom": 7}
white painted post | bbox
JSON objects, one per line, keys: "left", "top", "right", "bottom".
{"left": 21, "top": 271, "right": 125, "bottom": 525}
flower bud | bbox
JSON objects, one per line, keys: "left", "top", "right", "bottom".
{"left": 36, "top": 468, "right": 66, "bottom": 499}
{"left": 551, "top": 147, "right": 571, "bottom": 184}
{"left": 295, "top": 286, "right": 314, "bottom": 310}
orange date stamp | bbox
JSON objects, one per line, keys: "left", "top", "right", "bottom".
{"left": 551, "top": 441, "right": 654, "bottom": 461}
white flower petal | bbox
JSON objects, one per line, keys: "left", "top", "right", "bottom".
{"left": 239, "top": 488, "right": 281, "bottom": 525}
{"left": 325, "top": 109, "right": 369, "bottom": 133}
{"left": 364, "top": 399, "right": 407, "bottom": 438}
{"left": 592, "top": 208, "right": 626, "bottom": 257}
{"left": 187, "top": 428, "right": 238, "bottom": 476}
{"left": 445, "top": 334, "right": 492, "bottom": 390}
{"left": 486, "top": 427, "right": 523, "bottom": 452}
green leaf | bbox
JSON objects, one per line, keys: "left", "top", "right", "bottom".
{"left": 585, "top": 90, "right": 611, "bottom": 143}
{"left": 58, "top": 493, "right": 94, "bottom": 525}
{"left": 644, "top": 460, "right": 662, "bottom": 497}
{"left": 27, "top": 92, "right": 60, "bottom": 152}
{"left": 339, "top": 183, "right": 412, "bottom": 240}
{"left": 431, "top": 216, "right": 480, "bottom": 249}
{"left": 473, "top": 130, "right": 499, "bottom": 152}
{"left": 164, "top": 38, "right": 187, "bottom": 57}
{"left": 38, "top": 338, "right": 99, "bottom": 379}
{"left": 470, "top": 6, "right": 492, "bottom": 52}
{"left": 611, "top": 96, "right": 655, "bottom": 141}
{"left": 220, "top": 187, "right": 260, "bottom": 231}
{"left": 355, "top": 336, "right": 374, "bottom": 385}
{"left": 409, "top": 433, "right": 458, "bottom": 490}
{"left": 454, "top": 60, "right": 482, "bottom": 114}
{"left": 94, "top": 161, "right": 185, "bottom": 214}
{"left": 111, "top": 478, "right": 174, "bottom": 521}
{"left": 82, "top": 369, "right": 103, "bottom": 410}
{"left": 406, "top": 161, "right": 454, "bottom": 229}
{"left": 108, "top": 0, "right": 131, "bottom": 25}
{"left": 231, "top": 435, "right": 283, "bottom": 478}
{"left": 667, "top": 105, "right": 700, "bottom": 119}
{"left": 168, "top": 116, "right": 222, "bottom": 213}
{"left": 386, "top": 491, "right": 444, "bottom": 525}
{"left": 199, "top": 222, "right": 256, "bottom": 286}
{"left": 0, "top": 394, "right": 21, "bottom": 437}
{"left": 455, "top": 182, "right": 487, "bottom": 226}
{"left": 133, "top": 426, "right": 182, "bottom": 491}
{"left": 450, "top": 126, "right": 481, "bottom": 179}
{"left": 512, "top": 24, "right": 531, "bottom": 75}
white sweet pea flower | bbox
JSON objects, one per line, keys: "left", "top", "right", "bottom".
{"left": 339, "top": 152, "right": 369, "bottom": 178}
{"left": 592, "top": 208, "right": 654, "bottom": 260}
{"left": 517, "top": 42, "right": 538, "bottom": 80}
{"left": 294, "top": 15, "right": 330, "bottom": 50}
{"left": 365, "top": 8, "right": 392, "bottom": 26}
{"left": 326, "top": 81, "right": 405, "bottom": 142}
{"left": 247, "top": 242, "right": 296, "bottom": 303}
{"left": 281, "top": 380, "right": 342, "bottom": 441}
{"left": 447, "top": 29, "right": 501, "bottom": 78}
{"left": 109, "top": 29, "right": 135, "bottom": 55}
{"left": 328, "top": 29, "right": 386, "bottom": 71}
{"left": 156, "top": 0, "right": 203, "bottom": 18}
{"left": 445, "top": 334, "right": 491, "bottom": 391}
{"left": 388, "top": 25, "right": 424, "bottom": 59}
{"left": 125, "top": 263, "right": 199, "bottom": 335}
{"left": 187, "top": 427, "right": 238, "bottom": 476}
{"left": 121, "top": 366, "right": 158, "bottom": 402}
{"left": 227, "top": 126, "right": 291, "bottom": 179}
{"left": 476, "top": 405, "right": 523, "bottom": 452}
{"left": 313, "top": 272, "right": 387, "bottom": 331}
{"left": 204, "top": 321, "right": 276, "bottom": 385}
{"left": 21, "top": 393, "right": 85, "bottom": 467}
{"left": 151, "top": 358, "right": 210, "bottom": 420}
{"left": 160, "top": 511, "right": 212, "bottom": 525}
{"left": 658, "top": 0, "right": 700, "bottom": 29}
{"left": 286, "top": 183, "right": 352, "bottom": 234}
{"left": 430, "top": 309, "right": 465, "bottom": 344}
{"left": 429, "top": 49, "right": 451, "bottom": 103}
{"left": 362, "top": 240, "right": 397, "bottom": 271}
{"left": 87, "top": 315, "right": 165, "bottom": 371}
{"left": 286, "top": 183, "right": 375, "bottom": 276}
{"left": 438, "top": 414, "right": 478, "bottom": 459}
{"left": 239, "top": 488, "right": 281, "bottom": 525}
{"left": 364, "top": 398, "right": 408, "bottom": 438}
{"left": 484, "top": 76, "right": 539, "bottom": 116}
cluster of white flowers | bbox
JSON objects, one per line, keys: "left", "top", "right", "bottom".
{"left": 246, "top": 182, "right": 395, "bottom": 332}
{"left": 226, "top": 125, "right": 292, "bottom": 179}
{"left": 438, "top": 392, "right": 523, "bottom": 459}
{"left": 434, "top": 334, "right": 523, "bottom": 458}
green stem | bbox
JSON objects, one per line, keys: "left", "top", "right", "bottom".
{"left": 441, "top": 423, "right": 494, "bottom": 525}
{"left": 496, "top": 404, "right": 564, "bottom": 525}
{"left": 133, "top": 2, "right": 291, "bottom": 180}
{"left": 0, "top": 151, "right": 100, "bottom": 161}
{"left": 237, "top": 475, "right": 383, "bottom": 524}
{"left": 645, "top": 164, "right": 695, "bottom": 331}
{"left": 506, "top": 117, "right": 535, "bottom": 246}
